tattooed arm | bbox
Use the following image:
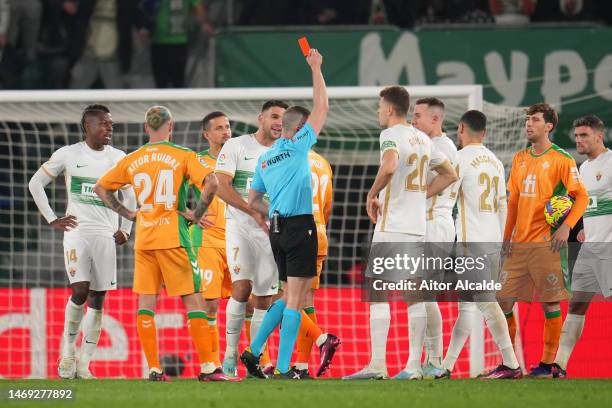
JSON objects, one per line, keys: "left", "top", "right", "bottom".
{"left": 193, "top": 173, "right": 218, "bottom": 223}
{"left": 94, "top": 184, "right": 139, "bottom": 221}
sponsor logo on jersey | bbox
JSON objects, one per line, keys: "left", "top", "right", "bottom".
{"left": 262, "top": 152, "right": 291, "bottom": 169}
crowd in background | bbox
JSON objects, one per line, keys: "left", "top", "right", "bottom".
{"left": 0, "top": 0, "right": 610, "bottom": 90}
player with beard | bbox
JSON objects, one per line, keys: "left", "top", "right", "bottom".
{"left": 215, "top": 100, "right": 288, "bottom": 377}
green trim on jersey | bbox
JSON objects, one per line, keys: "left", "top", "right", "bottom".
{"left": 584, "top": 197, "right": 612, "bottom": 217}
{"left": 145, "top": 140, "right": 193, "bottom": 152}
{"left": 529, "top": 144, "right": 553, "bottom": 158}
{"left": 560, "top": 246, "right": 570, "bottom": 291}
{"left": 190, "top": 185, "right": 203, "bottom": 248}
{"left": 138, "top": 309, "right": 155, "bottom": 317}
{"left": 198, "top": 149, "right": 217, "bottom": 160}
{"left": 185, "top": 246, "right": 201, "bottom": 293}
{"left": 551, "top": 144, "right": 574, "bottom": 159}
{"left": 70, "top": 176, "right": 105, "bottom": 207}
{"left": 178, "top": 178, "right": 193, "bottom": 248}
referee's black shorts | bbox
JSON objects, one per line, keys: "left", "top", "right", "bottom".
{"left": 269, "top": 214, "right": 318, "bottom": 281}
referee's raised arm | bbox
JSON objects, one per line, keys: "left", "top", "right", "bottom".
{"left": 305, "top": 49, "right": 328, "bottom": 135}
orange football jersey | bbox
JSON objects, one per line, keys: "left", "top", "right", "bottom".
{"left": 191, "top": 150, "right": 226, "bottom": 249}
{"left": 505, "top": 144, "right": 588, "bottom": 243}
{"left": 97, "top": 140, "right": 210, "bottom": 250}
{"left": 309, "top": 150, "right": 333, "bottom": 256}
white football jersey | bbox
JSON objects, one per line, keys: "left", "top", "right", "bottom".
{"left": 41, "top": 142, "right": 127, "bottom": 236}
{"left": 452, "top": 144, "right": 507, "bottom": 242}
{"left": 375, "top": 124, "right": 447, "bottom": 236}
{"left": 215, "top": 134, "right": 271, "bottom": 228}
{"left": 426, "top": 133, "right": 458, "bottom": 222}
{"left": 580, "top": 149, "right": 612, "bottom": 247}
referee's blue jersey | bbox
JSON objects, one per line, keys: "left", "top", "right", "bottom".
{"left": 251, "top": 123, "right": 317, "bottom": 218}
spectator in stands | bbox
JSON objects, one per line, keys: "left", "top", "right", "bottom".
{"left": 68, "top": 0, "right": 147, "bottom": 89}
{"left": 143, "top": 0, "right": 209, "bottom": 88}
{"left": 0, "top": 0, "right": 8, "bottom": 51}
{"left": 489, "top": 0, "right": 535, "bottom": 24}
{"left": 0, "top": 0, "right": 42, "bottom": 88}
{"left": 37, "top": 1, "right": 78, "bottom": 89}
{"left": 417, "top": 0, "right": 492, "bottom": 25}
{"left": 532, "top": 0, "right": 598, "bottom": 23}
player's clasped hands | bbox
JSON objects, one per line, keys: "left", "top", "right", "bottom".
{"left": 179, "top": 209, "right": 216, "bottom": 229}
{"left": 49, "top": 215, "right": 78, "bottom": 231}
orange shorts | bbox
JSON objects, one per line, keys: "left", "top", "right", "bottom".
{"left": 198, "top": 246, "right": 232, "bottom": 300}
{"left": 133, "top": 247, "right": 201, "bottom": 297}
{"left": 497, "top": 244, "right": 570, "bottom": 303}
{"left": 311, "top": 254, "right": 326, "bottom": 289}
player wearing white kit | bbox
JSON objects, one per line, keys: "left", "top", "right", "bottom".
{"left": 441, "top": 110, "right": 521, "bottom": 379}
{"left": 552, "top": 115, "right": 612, "bottom": 378}
{"left": 28, "top": 105, "right": 136, "bottom": 379}
{"left": 214, "top": 100, "right": 288, "bottom": 376}
{"left": 344, "top": 86, "right": 458, "bottom": 380}
{"left": 411, "top": 97, "right": 459, "bottom": 378}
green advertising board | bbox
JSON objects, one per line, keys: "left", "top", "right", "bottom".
{"left": 216, "top": 27, "right": 612, "bottom": 150}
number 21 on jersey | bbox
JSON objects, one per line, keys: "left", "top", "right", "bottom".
{"left": 134, "top": 170, "right": 177, "bottom": 210}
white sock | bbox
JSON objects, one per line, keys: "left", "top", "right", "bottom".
{"left": 315, "top": 333, "right": 328, "bottom": 347}
{"left": 443, "top": 302, "right": 477, "bottom": 372}
{"left": 295, "top": 362, "right": 308, "bottom": 370}
{"left": 369, "top": 303, "right": 390, "bottom": 370}
{"left": 61, "top": 298, "right": 85, "bottom": 358}
{"left": 555, "top": 313, "right": 585, "bottom": 370}
{"left": 424, "top": 302, "right": 443, "bottom": 367}
{"left": 224, "top": 298, "right": 246, "bottom": 359}
{"left": 477, "top": 302, "right": 519, "bottom": 369}
{"left": 250, "top": 308, "right": 267, "bottom": 343}
{"left": 79, "top": 307, "right": 103, "bottom": 368}
{"left": 406, "top": 302, "right": 427, "bottom": 371}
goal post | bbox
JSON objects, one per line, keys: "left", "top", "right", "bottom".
{"left": 0, "top": 85, "right": 526, "bottom": 379}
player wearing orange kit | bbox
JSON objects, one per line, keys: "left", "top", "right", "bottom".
{"left": 293, "top": 150, "right": 340, "bottom": 378}
{"left": 94, "top": 106, "right": 218, "bottom": 381}
{"left": 497, "top": 103, "right": 589, "bottom": 377}
{"left": 190, "top": 111, "right": 233, "bottom": 380}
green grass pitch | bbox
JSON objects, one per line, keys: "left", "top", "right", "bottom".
{"left": 2, "top": 379, "right": 611, "bottom": 408}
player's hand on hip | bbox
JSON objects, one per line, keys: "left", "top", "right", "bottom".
{"left": 252, "top": 212, "right": 270, "bottom": 235}
{"left": 366, "top": 196, "right": 381, "bottom": 224}
{"left": 113, "top": 230, "right": 129, "bottom": 245}
{"left": 50, "top": 215, "right": 78, "bottom": 231}
{"left": 551, "top": 223, "right": 570, "bottom": 252}
{"left": 577, "top": 229, "right": 585, "bottom": 243}
{"left": 306, "top": 49, "right": 323, "bottom": 69}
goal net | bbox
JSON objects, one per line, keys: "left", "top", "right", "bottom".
{"left": 0, "top": 86, "right": 527, "bottom": 379}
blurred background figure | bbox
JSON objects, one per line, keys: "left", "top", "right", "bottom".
{"left": 489, "top": 0, "right": 535, "bottom": 24}
{"left": 1, "top": 0, "right": 42, "bottom": 88}
{"left": 68, "top": 0, "right": 146, "bottom": 89}
{"left": 142, "top": 0, "right": 209, "bottom": 88}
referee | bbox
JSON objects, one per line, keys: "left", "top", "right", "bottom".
{"left": 240, "top": 49, "right": 329, "bottom": 379}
